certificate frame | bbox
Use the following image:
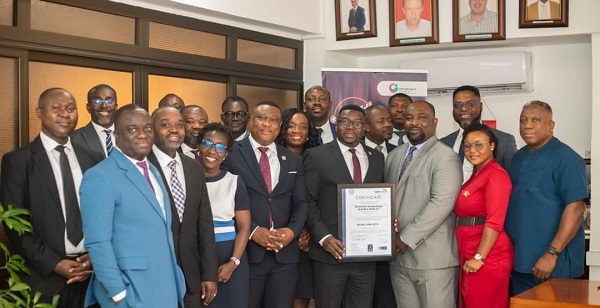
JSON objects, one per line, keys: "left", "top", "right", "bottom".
{"left": 337, "top": 183, "right": 395, "bottom": 262}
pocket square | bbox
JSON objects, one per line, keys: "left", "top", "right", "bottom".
{"left": 288, "top": 171, "right": 297, "bottom": 174}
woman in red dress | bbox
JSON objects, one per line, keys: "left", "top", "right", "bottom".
{"left": 454, "top": 122, "right": 513, "bottom": 308}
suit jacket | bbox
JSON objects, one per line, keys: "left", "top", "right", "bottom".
{"left": 80, "top": 149, "right": 185, "bottom": 308}
{"left": 222, "top": 138, "right": 307, "bottom": 264}
{"left": 440, "top": 127, "right": 517, "bottom": 171}
{"left": 348, "top": 5, "right": 366, "bottom": 31}
{"left": 304, "top": 141, "right": 385, "bottom": 264}
{"left": 384, "top": 136, "right": 462, "bottom": 269}
{"left": 360, "top": 136, "right": 397, "bottom": 155}
{"left": 71, "top": 121, "right": 107, "bottom": 158}
{"left": 527, "top": 1, "right": 561, "bottom": 20}
{"left": 0, "top": 136, "right": 102, "bottom": 297}
{"left": 147, "top": 151, "right": 218, "bottom": 306}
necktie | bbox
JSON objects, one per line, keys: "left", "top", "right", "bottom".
{"left": 136, "top": 161, "right": 155, "bottom": 193}
{"left": 316, "top": 128, "right": 324, "bottom": 145}
{"left": 191, "top": 149, "right": 200, "bottom": 162}
{"left": 168, "top": 160, "right": 185, "bottom": 222}
{"left": 349, "top": 148, "right": 362, "bottom": 184}
{"left": 103, "top": 129, "right": 113, "bottom": 155}
{"left": 375, "top": 145, "right": 383, "bottom": 153}
{"left": 458, "top": 133, "right": 465, "bottom": 162}
{"left": 399, "top": 146, "right": 417, "bottom": 181}
{"left": 258, "top": 147, "right": 272, "bottom": 193}
{"left": 395, "top": 130, "right": 405, "bottom": 146}
{"left": 55, "top": 145, "right": 83, "bottom": 245}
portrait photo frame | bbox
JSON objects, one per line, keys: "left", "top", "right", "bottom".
{"left": 335, "top": 0, "right": 377, "bottom": 41}
{"left": 519, "top": 0, "right": 568, "bottom": 28}
{"left": 389, "top": 0, "right": 439, "bottom": 46}
{"left": 452, "top": 0, "right": 505, "bottom": 43}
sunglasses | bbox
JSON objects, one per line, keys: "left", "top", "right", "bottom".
{"left": 91, "top": 97, "right": 116, "bottom": 105}
{"left": 201, "top": 139, "right": 227, "bottom": 153}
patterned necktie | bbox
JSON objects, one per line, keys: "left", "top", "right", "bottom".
{"left": 258, "top": 147, "right": 272, "bottom": 193}
{"left": 349, "top": 148, "right": 362, "bottom": 184}
{"left": 191, "top": 149, "right": 200, "bottom": 162}
{"left": 375, "top": 145, "right": 383, "bottom": 153}
{"left": 395, "top": 130, "right": 405, "bottom": 146}
{"left": 399, "top": 146, "right": 417, "bottom": 181}
{"left": 103, "top": 129, "right": 113, "bottom": 155}
{"left": 168, "top": 160, "right": 185, "bottom": 222}
{"left": 136, "top": 161, "right": 155, "bottom": 192}
{"left": 55, "top": 145, "right": 83, "bottom": 245}
{"left": 316, "top": 128, "right": 324, "bottom": 145}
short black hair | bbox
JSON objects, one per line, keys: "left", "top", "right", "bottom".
{"left": 338, "top": 104, "right": 365, "bottom": 117}
{"left": 412, "top": 100, "right": 436, "bottom": 117}
{"left": 253, "top": 100, "right": 282, "bottom": 112}
{"left": 463, "top": 122, "right": 499, "bottom": 158}
{"left": 388, "top": 93, "right": 412, "bottom": 105}
{"left": 150, "top": 106, "right": 180, "bottom": 123}
{"left": 113, "top": 104, "right": 147, "bottom": 129}
{"left": 158, "top": 93, "right": 184, "bottom": 107}
{"left": 304, "top": 85, "right": 331, "bottom": 101}
{"left": 198, "top": 122, "right": 234, "bottom": 150}
{"left": 180, "top": 104, "right": 207, "bottom": 115}
{"left": 38, "top": 88, "right": 73, "bottom": 108}
{"left": 452, "top": 85, "right": 480, "bottom": 100}
{"left": 87, "top": 84, "right": 117, "bottom": 104}
{"left": 221, "top": 96, "right": 249, "bottom": 112}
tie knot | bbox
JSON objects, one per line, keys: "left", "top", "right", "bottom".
{"left": 168, "top": 160, "right": 177, "bottom": 169}
{"left": 348, "top": 148, "right": 356, "bottom": 154}
{"left": 409, "top": 145, "right": 417, "bottom": 153}
{"left": 259, "top": 147, "right": 269, "bottom": 154}
{"left": 136, "top": 161, "right": 148, "bottom": 170}
{"left": 55, "top": 145, "right": 66, "bottom": 153}
{"left": 375, "top": 145, "right": 383, "bottom": 152}
{"left": 103, "top": 129, "right": 112, "bottom": 134}
{"left": 317, "top": 128, "right": 324, "bottom": 133}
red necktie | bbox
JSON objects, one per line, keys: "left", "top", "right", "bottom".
{"left": 258, "top": 147, "right": 272, "bottom": 193}
{"left": 136, "top": 161, "right": 155, "bottom": 192}
{"left": 349, "top": 148, "right": 362, "bottom": 184}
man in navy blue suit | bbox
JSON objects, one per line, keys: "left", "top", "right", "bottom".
{"left": 348, "top": 0, "right": 366, "bottom": 32}
{"left": 222, "top": 100, "right": 308, "bottom": 308}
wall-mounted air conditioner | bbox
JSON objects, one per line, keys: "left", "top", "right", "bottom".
{"left": 400, "top": 52, "right": 533, "bottom": 96}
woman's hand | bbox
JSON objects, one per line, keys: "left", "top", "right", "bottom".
{"left": 297, "top": 228, "right": 311, "bottom": 252}
{"left": 218, "top": 261, "right": 237, "bottom": 283}
{"left": 463, "top": 259, "right": 483, "bottom": 274}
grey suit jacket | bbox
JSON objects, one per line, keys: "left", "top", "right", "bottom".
{"left": 71, "top": 121, "right": 107, "bottom": 158}
{"left": 384, "top": 136, "right": 462, "bottom": 269}
{"left": 441, "top": 127, "right": 517, "bottom": 171}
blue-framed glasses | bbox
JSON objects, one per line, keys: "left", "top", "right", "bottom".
{"left": 91, "top": 97, "right": 116, "bottom": 105}
{"left": 201, "top": 139, "right": 227, "bottom": 153}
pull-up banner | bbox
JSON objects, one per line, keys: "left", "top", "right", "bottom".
{"left": 322, "top": 68, "right": 428, "bottom": 123}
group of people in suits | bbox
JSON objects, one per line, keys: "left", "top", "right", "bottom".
{"left": 0, "top": 81, "right": 588, "bottom": 308}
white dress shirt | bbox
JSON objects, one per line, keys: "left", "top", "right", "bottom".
{"left": 451, "top": 128, "right": 474, "bottom": 184}
{"left": 152, "top": 145, "right": 187, "bottom": 197}
{"left": 317, "top": 122, "right": 334, "bottom": 144}
{"left": 91, "top": 122, "right": 115, "bottom": 157}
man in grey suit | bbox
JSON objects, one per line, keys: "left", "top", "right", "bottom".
{"left": 71, "top": 84, "right": 118, "bottom": 158}
{"left": 304, "top": 104, "right": 385, "bottom": 307}
{"left": 384, "top": 101, "right": 462, "bottom": 307}
{"left": 440, "top": 85, "right": 516, "bottom": 183}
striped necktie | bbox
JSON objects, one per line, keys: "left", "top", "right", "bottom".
{"left": 168, "top": 160, "right": 186, "bottom": 222}
{"left": 103, "top": 129, "right": 113, "bottom": 155}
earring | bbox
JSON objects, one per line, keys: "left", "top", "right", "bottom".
{"left": 491, "top": 147, "right": 495, "bottom": 151}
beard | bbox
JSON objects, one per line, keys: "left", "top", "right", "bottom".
{"left": 458, "top": 112, "right": 482, "bottom": 129}
{"left": 407, "top": 128, "right": 426, "bottom": 144}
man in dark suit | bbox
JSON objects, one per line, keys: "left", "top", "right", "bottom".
{"left": 221, "top": 96, "right": 250, "bottom": 141}
{"left": 147, "top": 106, "right": 218, "bottom": 306}
{"left": 388, "top": 93, "right": 411, "bottom": 146}
{"left": 362, "top": 104, "right": 397, "bottom": 158}
{"left": 180, "top": 105, "right": 209, "bottom": 160}
{"left": 303, "top": 85, "right": 336, "bottom": 144}
{"left": 304, "top": 104, "right": 385, "bottom": 308}
{"left": 222, "top": 100, "right": 307, "bottom": 308}
{"left": 441, "top": 85, "right": 517, "bottom": 182}
{"left": 80, "top": 104, "right": 186, "bottom": 307}
{"left": 348, "top": 0, "right": 366, "bottom": 32}
{"left": 71, "top": 84, "right": 118, "bottom": 158}
{"left": 1, "top": 88, "right": 103, "bottom": 307}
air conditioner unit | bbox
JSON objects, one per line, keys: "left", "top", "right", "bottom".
{"left": 400, "top": 52, "right": 533, "bottom": 96}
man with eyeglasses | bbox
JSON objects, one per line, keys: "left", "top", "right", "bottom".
{"left": 222, "top": 100, "right": 307, "bottom": 308}
{"left": 147, "top": 107, "right": 218, "bottom": 307}
{"left": 221, "top": 96, "right": 250, "bottom": 141}
{"left": 180, "top": 105, "right": 209, "bottom": 160}
{"left": 71, "top": 84, "right": 119, "bottom": 158}
{"left": 1, "top": 88, "right": 103, "bottom": 307}
{"left": 441, "top": 85, "right": 517, "bottom": 183}
{"left": 303, "top": 85, "right": 336, "bottom": 145}
{"left": 304, "top": 104, "right": 384, "bottom": 307}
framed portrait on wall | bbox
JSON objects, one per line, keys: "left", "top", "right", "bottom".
{"left": 389, "top": 0, "right": 439, "bottom": 46}
{"left": 335, "top": 0, "right": 377, "bottom": 41}
{"left": 519, "top": 0, "right": 568, "bottom": 28}
{"left": 452, "top": 0, "right": 505, "bottom": 42}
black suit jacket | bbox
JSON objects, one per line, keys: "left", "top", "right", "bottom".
{"left": 441, "top": 127, "right": 517, "bottom": 171}
{"left": 304, "top": 141, "right": 385, "bottom": 264}
{"left": 222, "top": 138, "right": 307, "bottom": 264}
{"left": 360, "top": 136, "right": 397, "bottom": 154}
{"left": 147, "top": 151, "right": 218, "bottom": 306}
{"left": 70, "top": 122, "right": 107, "bottom": 158}
{"left": 0, "top": 136, "right": 102, "bottom": 296}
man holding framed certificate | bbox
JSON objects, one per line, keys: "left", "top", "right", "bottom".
{"left": 304, "top": 104, "right": 385, "bottom": 308}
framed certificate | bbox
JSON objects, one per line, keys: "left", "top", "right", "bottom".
{"left": 337, "top": 183, "right": 395, "bottom": 262}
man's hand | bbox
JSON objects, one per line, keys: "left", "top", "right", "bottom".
{"left": 532, "top": 253, "right": 558, "bottom": 281}
{"left": 251, "top": 227, "right": 273, "bottom": 248}
{"left": 54, "top": 255, "right": 93, "bottom": 284}
{"left": 200, "top": 281, "right": 218, "bottom": 306}
{"left": 268, "top": 228, "right": 294, "bottom": 252}
{"left": 297, "top": 228, "right": 311, "bottom": 252}
{"left": 322, "top": 236, "right": 345, "bottom": 260}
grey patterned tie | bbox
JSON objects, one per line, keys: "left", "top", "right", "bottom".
{"left": 103, "top": 129, "right": 113, "bottom": 155}
{"left": 168, "top": 160, "right": 185, "bottom": 222}
{"left": 398, "top": 146, "right": 417, "bottom": 181}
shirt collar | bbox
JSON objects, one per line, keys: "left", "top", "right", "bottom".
{"left": 248, "top": 135, "right": 276, "bottom": 153}
{"left": 337, "top": 139, "right": 365, "bottom": 155}
{"left": 39, "top": 131, "right": 74, "bottom": 153}
{"left": 152, "top": 144, "right": 182, "bottom": 168}
{"left": 91, "top": 121, "right": 115, "bottom": 133}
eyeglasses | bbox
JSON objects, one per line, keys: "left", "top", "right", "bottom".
{"left": 222, "top": 111, "right": 248, "bottom": 119}
{"left": 91, "top": 97, "right": 116, "bottom": 105}
{"left": 463, "top": 142, "right": 490, "bottom": 152}
{"left": 337, "top": 119, "right": 364, "bottom": 129}
{"left": 253, "top": 114, "right": 281, "bottom": 125}
{"left": 453, "top": 100, "right": 477, "bottom": 109}
{"left": 201, "top": 139, "right": 227, "bottom": 153}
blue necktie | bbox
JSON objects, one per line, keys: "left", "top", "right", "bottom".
{"left": 316, "top": 128, "right": 324, "bottom": 145}
{"left": 103, "top": 129, "right": 113, "bottom": 155}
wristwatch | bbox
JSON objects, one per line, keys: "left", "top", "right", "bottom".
{"left": 230, "top": 256, "right": 240, "bottom": 266}
{"left": 547, "top": 246, "right": 560, "bottom": 257}
{"left": 474, "top": 253, "right": 485, "bottom": 264}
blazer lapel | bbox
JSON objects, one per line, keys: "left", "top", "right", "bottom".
{"left": 31, "top": 137, "right": 62, "bottom": 214}
{"left": 272, "top": 145, "right": 290, "bottom": 195}
{"left": 82, "top": 123, "right": 107, "bottom": 157}
{"left": 397, "top": 136, "right": 439, "bottom": 185}
{"left": 239, "top": 139, "right": 270, "bottom": 195}
{"left": 329, "top": 141, "right": 354, "bottom": 183}
{"left": 361, "top": 144, "right": 380, "bottom": 183}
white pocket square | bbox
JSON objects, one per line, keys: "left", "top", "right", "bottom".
{"left": 288, "top": 171, "right": 297, "bottom": 174}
